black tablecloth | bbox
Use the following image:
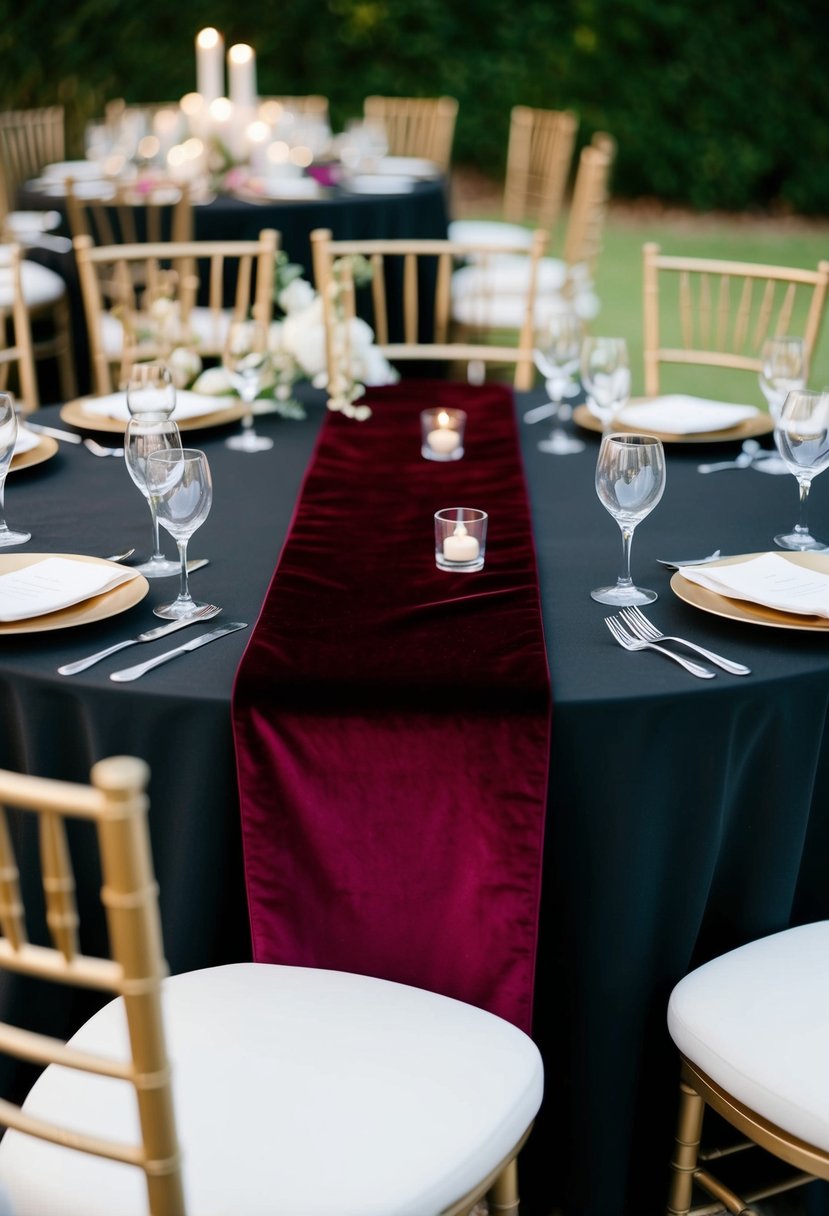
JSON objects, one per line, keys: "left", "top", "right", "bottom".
{"left": 2, "top": 396, "right": 829, "bottom": 1216}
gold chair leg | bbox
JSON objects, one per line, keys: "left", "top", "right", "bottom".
{"left": 667, "top": 1080, "right": 705, "bottom": 1216}
{"left": 54, "top": 295, "right": 77, "bottom": 401}
{"left": 487, "top": 1159, "right": 520, "bottom": 1214}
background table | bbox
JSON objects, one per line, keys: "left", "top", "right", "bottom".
{"left": 2, "top": 394, "right": 829, "bottom": 1215}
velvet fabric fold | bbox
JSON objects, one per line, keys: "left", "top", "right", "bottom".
{"left": 232, "top": 381, "right": 551, "bottom": 1031}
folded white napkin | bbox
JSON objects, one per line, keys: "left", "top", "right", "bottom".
{"left": 619, "top": 396, "right": 759, "bottom": 435}
{"left": 679, "top": 552, "right": 829, "bottom": 617}
{"left": 0, "top": 557, "right": 140, "bottom": 622}
{"left": 14, "top": 428, "right": 42, "bottom": 455}
{"left": 82, "top": 390, "right": 228, "bottom": 423}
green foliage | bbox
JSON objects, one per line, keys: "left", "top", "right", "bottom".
{"left": 2, "top": 0, "right": 828, "bottom": 213}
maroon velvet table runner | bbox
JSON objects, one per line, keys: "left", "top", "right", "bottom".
{"left": 232, "top": 381, "right": 551, "bottom": 1032}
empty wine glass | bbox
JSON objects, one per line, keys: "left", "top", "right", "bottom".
{"left": 533, "top": 312, "right": 585, "bottom": 455}
{"left": 0, "top": 394, "right": 31, "bottom": 547}
{"left": 592, "top": 432, "right": 666, "bottom": 605}
{"left": 581, "top": 337, "right": 631, "bottom": 432}
{"left": 125, "top": 363, "right": 177, "bottom": 421}
{"left": 146, "top": 448, "right": 213, "bottom": 619}
{"left": 760, "top": 336, "right": 807, "bottom": 422}
{"left": 223, "top": 319, "right": 274, "bottom": 452}
{"left": 773, "top": 389, "right": 829, "bottom": 551}
{"left": 124, "top": 415, "right": 183, "bottom": 577}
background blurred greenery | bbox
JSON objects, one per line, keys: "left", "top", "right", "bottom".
{"left": 2, "top": 0, "right": 828, "bottom": 213}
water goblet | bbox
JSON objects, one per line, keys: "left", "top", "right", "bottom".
{"left": 146, "top": 448, "right": 213, "bottom": 619}
{"left": 124, "top": 415, "right": 183, "bottom": 577}
{"left": 223, "top": 319, "right": 274, "bottom": 452}
{"left": 0, "top": 394, "right": 31, "bottom": 547}
{"left": 760, "top": 336, "right": 807, "bottom": 422}
{"left": 533, "top": 312, "right": 585, "bottom": 455}
{"left": 580, "top": 336, "right": 631, "bottom": 432}
{"left": 772, "top": 389, "right": 829, "bottom": 551}
{"left": 125, "top": 363, "right": 177, "bottom": 421}
{"left": 591, "top": 432, "right": 666, "bottom": 605}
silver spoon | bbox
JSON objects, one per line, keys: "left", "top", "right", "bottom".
{"left": 697, "top": 439, "right": 761, "bottom": 474}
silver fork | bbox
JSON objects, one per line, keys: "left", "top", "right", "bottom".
{"left": 57, "top": 604, "right": 221, "bottom": 674}
{"left": 619, "top": 605, "right": 751, "bottom": 676}
{"left": 83, "top": 438, "right": 124, "bottom": 458}
{"left": 605, "top": 615, "right": 716, "bottom": 679}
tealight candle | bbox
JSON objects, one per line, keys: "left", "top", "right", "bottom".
{"left": 442, "top": 522, "right": 480, "bottom": 563}
{"left": 421, "top": 407, "right": 467, "bottom": 461}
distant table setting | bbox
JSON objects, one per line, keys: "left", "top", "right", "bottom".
{"left": 3, "top": 370, "right": 829, "bottom": 1215}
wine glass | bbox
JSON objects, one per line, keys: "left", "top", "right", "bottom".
{"left": 772, "top": 389, "right": 829, "bottom": 551}
{"left": 124, "top": 416, "right": 183, "bottom": 577}
{"left": 592, "top": 432, "right": 666, "bottom": 605}
{"left": 533, "top": 312, "right": 586, "bottom": 455}
{"left": 0, "top": 394, "right": 31, "bottom": 547}
{"left": 223, "top": 319, "right": 274, "bottom": 452}
{"left": 125, "top": 363, "right": 177, "bottom": 421}
{"left": 145, "top": 448, "right": 213, "bottom": 619}
{"left": 760, "top": 336, "right": 807, "bottom": 422}
{"left": 580, "top": 337, "right": 631, "bottom": 432}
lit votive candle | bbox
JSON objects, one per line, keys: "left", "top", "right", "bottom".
{"left": 434, "top": 508, "right": 487, "bottom": 572}
{"left": 421, "top": 407, "right": 467, "bottom": 461}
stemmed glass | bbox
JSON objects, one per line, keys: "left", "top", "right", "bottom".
{"left": 124, "top": 415, "right": 183, "bottom": 577}
{"left": 145, "top": 448, "right": 213, "bottom": 619}
{"left": 223, "top": 319, "right": 274, "bottom": 452}
{"left": 533, "top": 312, "right": 586, "bottom": 455}
{"left": 0, "top": 394, "right": 31, "bottom": 547}
{"left": 592, "top": 432, "right": 666, "bottom": 605}
{"left": 580, "top": 337, "right": 631, "bottom": 432}
{"left": 760, "top": 336, "right": 807, "bottom": 422}
{"left": 125, "top": 363, "right": 177, "bottom": 421}
{"left": 772, "top": 389, "right": 829, "bottom": 551}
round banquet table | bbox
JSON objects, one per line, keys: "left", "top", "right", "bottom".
{"left": 1, "top": 393, "right": 829, "bottom": 1216}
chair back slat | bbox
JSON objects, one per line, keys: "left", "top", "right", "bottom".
{"left": 643, "top": 243, "right": 829, "bottom": 396}
{"left": 503, "top": 106, "right": 578, "bottom": 230}
{"left": 0, "top": 808, "right": 26, "bottom": 950}
{"left": 0, "top": 757, "right": 185, "bottom": 1215}
{"left": 363, "top": 96, "right": 458, "bottom": 172}
{"left": 0, "top": 244, "right": 39, "bottom": 412}
{"left": 0, "top": 107, "right": 64, "bottom": 221}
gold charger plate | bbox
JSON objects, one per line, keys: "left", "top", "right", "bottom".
{"left": 10, "top": 434, "right": 58, "bottom": 473}
{"left": 59, "top": 397, "right": 247, "bottom": 436}
{"left": 671, "top": 551, "right": 829, "bottom": 632}
{"left": 573, "top": 401, "right": 774, "bottom": 445}
{"left": 0, "top": 553, "right": 149, "bottom": 635}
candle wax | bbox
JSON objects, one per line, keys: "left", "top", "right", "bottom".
{"left": 443, "top": 533, "right": 480, "bottom": 563}
{"left": 427, "top": 428, "right": 460, "bottom": 454}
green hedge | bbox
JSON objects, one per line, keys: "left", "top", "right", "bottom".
{"left": 3, "top": 0, "right": 828, "bottom": 214}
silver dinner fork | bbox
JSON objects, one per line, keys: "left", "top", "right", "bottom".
{"left": 619, "top": 605, "right": 751, "bottom": 676}
{"left": 57, "top": 604, "right": 221, "bottom": 675}
{"left": 605, "top": 615, "right": 716, "bottom": 679}
{"left": 83, "top": 438, "right": 124, "bottom": 457}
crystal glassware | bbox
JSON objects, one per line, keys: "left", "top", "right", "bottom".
{"left": 580, "top": 336, "right": 631, "bottom": 432}
{"left": 533, "top": 312, "right": 585, "bottom": 455}
{"left": 146, "top": 448, "right": 214, "bottom": 619}
{"left": 591, "top": 432, "right": 666, "bottom": 605}
{"left": 223, "top": 319, "right": 274, "bottom": 453}
{"left": 0, "top": 394, "right": 31, "bottom": 547}
{"left": 773, "top": 388, "right": 829, "bottom": 551}
{"left": 125, "top": 363, "right": 177, "bottom": 421}
{"left": 124, "top": 416, "right": 183, "bottom": 577}
{"left": 759, "top": 336, "right": 807, "bottom": 422}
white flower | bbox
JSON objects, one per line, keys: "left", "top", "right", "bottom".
{"left": 168, "top": 346, "right": 202, "bottom": 389}
{"left": 278, "top": 277, "right": 316, "bottom": 315}
{"left": 191, "top": 366, "right": 233, "bottom": 395}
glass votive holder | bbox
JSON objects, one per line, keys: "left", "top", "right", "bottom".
{"left": 421, "top": 408, "right": 466, "bottom": 461}
{"left": 435, "top": 508, "right": 487, "bottom": 573}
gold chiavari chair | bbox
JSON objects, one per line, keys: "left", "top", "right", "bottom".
{"left": 74, "top": 229, "right": 278, "bottom": 394}
{"left": 666, "top": 922, "right": 829, "bottom": 1215}
{"left": 450, "top": 135, "right": 616, "bottom": 343}
{"left": 363, "top": 95, "right": 459, "bottom": 172}
{"left": 311, "top": 226, "right": 549, "bottom": 394}
{"left": 450, "top": 106, "right": 579, "bottom": 248}
{"left": 0, "top": 756, "right": 544, "bottom": 1216}
{"left": 0, "top": 106, "right": 76, "bottom": 402}
{"left": 642, "top": 243, "right": 829, "bottom": 397}
{"left": 65, "top": 178, "right": 193, "bottom": 247}
{"left": 0, "top": 244, "right": 39, "bottom": 414}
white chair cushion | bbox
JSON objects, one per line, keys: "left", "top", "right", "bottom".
{"left": 0, "top": 249, "right": 66, "bottom": 309}
{"left": 447, "top": 219, "right": 535, "bottom": 250}
{"left": 0, "top": 962, "right": 543, "bottom": 1216}
{"left": 668, "top": 921, "right": 829, "bottom": 1153}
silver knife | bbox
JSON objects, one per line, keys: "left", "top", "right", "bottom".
{"left": 109, "top": 622, "right": 248, "bottom": 682}
{"left": 24, "top": 420, "right": 83, "bottom": 444}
